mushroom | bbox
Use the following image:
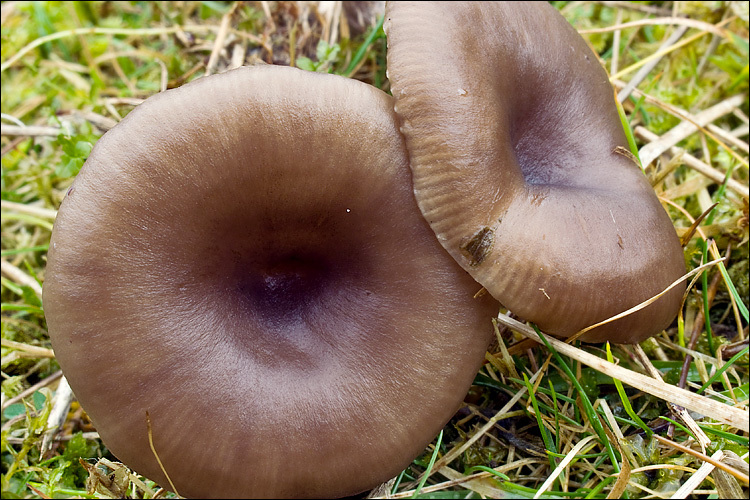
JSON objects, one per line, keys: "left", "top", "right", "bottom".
{"left": 43, "top": 65, "right": 498, "bottom": 498}
{"left": 384, "top": 1, "right": 686, "bottom": 343}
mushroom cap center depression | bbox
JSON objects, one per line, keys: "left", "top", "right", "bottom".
{"left": 43, "top": 66, "right": 498, "bottom": 499}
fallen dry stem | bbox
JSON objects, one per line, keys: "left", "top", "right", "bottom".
{"left": 1, "top": 370, "right": 62, "bottom": 411}
{"left": 534, "top": 435, "right": 598, "bottom": 498}
{"left": 0, "top": 339, "right": 55, "bottom": 359}
{"left": 145, "top": 411, "right": 180, "bottom": 497}
{"left": 383, "top": 459, "right": 541, "bottom": 499}
{"left": 578, "top": 16, "right": 731, "bottom": 38}
{"left": 672, "top": 450, "right": 721, "bottom": 498}
{"left": 611, "top": 29, "right": 713, "bottom": 81}
{"left": 616, "top": 25, "right": 689, "bottom": 103}
{"left": 1, "top": 24, "right": 268, "bottom": 73}
{"left": 571, "top": 257, "right": 724, "bottom": 340}
{"left": 495, "top": 314, "right": 750, "bottom": 432}
{"left": 639, "top": 93, "right": 748, "bottom": 167}
{"left": 652, "top": 435, "right": 749, "bottom": 485}
{"left": 1, "top": 200, "right": 58, "bottom": 219}
{"left": 637, "top": 126, "right": 748, "bottom": 200}
{"left": 618, "top": 80, "right": 750, "bottom": 171}
{"left": 0, "top": 124, "right": 63, "bottom": 136}
{"left": 205, "top": 3, "right": 239, "bottom": 75}
{"left": 1, "top": 260, "right": 43, "bottom": 297}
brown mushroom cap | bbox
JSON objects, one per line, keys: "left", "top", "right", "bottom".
{"left": 43, "top": 66, "right": 498, "bottom": 498}
{"left": 384, "top": 1, "right": 686, "bottom": 343}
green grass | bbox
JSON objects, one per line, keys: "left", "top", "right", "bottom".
{"left": 2, "top": 1, "right": 748, "bottom": 498}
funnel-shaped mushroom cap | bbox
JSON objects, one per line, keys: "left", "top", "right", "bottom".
{"left": 384, "top": 1, "right": 685, "bottom": 343}
{"left": 43, "top": 66, "right": 498, "bottom": 498}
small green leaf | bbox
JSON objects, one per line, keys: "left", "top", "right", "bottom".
{"left": 54, "top": 133, "right": 94, "bottom": 178}
{"left": 3, "top": 402, "right": 26, "bottom": 419}
{"left": 21, "top": 285, "right": 42, "bottom": 308}
{"left": 296, "top": 57, "right": 316, "bottom": 72}
{"left": 73, "top": 140, "right": 92, "bottom": 157}
{"left": 55, "top": 157, "right": 85, "bottom": 178}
